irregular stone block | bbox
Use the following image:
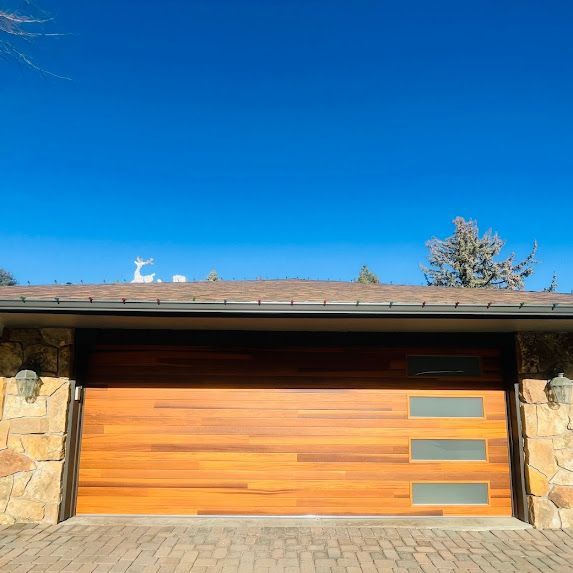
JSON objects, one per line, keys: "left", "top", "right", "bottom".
{"left": 41, "top": 328, "right": 73, "bottom": 347}
{"left": 58, "top": 346, "right": 72, "bottom": 378}
{"left": 23, "top": 345, "right": 58, "bottom": 376}
{"left": 526, "top": 466, "right": 550, "bottom": 496}
{"left": 6, "top": 498, "right": 45, "bottom": 521}
{"left": 556, "top": 449, "right": 573, "bottom": 471}
{"left": 38, "top": 377, "right": 67, "bottom": 396}
{"left": 536, "top": 403, "right": 569, "bottom": 436}
{"left": 520, "top": 403, "right": 538, "bottom": 437}
{"left": 0, "top": 377, "right": 5, "bottom": 412}
{"left": 529, "top": 496, "right": 561, "bottom": 529}
{"left": 554, "top": 432, "right": 573, "bottom": 450}
{"left": 8, "top": 329, "right": 43, "bottom": 345}
{"left": 521, "top": 379, "right": 549, "bottom": 404}
{"left": 5, "top": 378, "right": 17, "bottom": 394}
{"left": 8, "top": 417, "right": 49, "bottom": 434}
{"left": 21, "top": 435, "right": 65, "bottom": 461}
{"left": 552, "top": 469, "right": 573, "bottom": 486}
{"left": 549, "top": 485, "right": 573, "bottom": 509}
{"left": 0, "top": 342, "right": 23, "bottom": 377}
{"left": 0, "top": 420, "right": 9, "bottom": 450}
{"left": 43, "top": 502, "right": 60, "bottom": 524}
{"left": 24, "top": 466, "right": 62, "bottom": 503}
{"left": 48, "top": 384, "right": 70, "bottom": 433}
{"left": 12, "top": 471, "right": 33, "bottom": 497}
{"left": 0, "top": 514, "right": 16, "bottom": 525}
{"left": 525, "top": 438, "right": 557, "bottom": 477}
{"left": 0, "top": 450, "right": 35, "bottom": 478}
{"left": 560, "top": 508, "right": 573, "bottom": 528}
{"left": 7, "top": 435, "right": 24, "bottom": 453}
{"left": 0, "top": 476, "right": 13, "bottom": 512}
{"left": 3, "top": 395, "right": 47, "bottom": 418}
{"left": 39, "top": 460, "right": 64, "bottom": 474}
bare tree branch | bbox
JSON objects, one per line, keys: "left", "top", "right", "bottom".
{"left": 0, "top": 3, "right": 69, "bottom": 79}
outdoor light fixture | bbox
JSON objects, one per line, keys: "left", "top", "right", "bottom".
{"left": 547, "top": 373, "right": 573, "bottom": 405}
{"left": 15, "top": 369, "right": 42, "bottom": 403}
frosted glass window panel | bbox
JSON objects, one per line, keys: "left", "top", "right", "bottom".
{"left": 412, "top": 483, "right": 488, "bottom": 505}
{"left": 411, "top": 439, "right": 486, "bottom": 461}
{"left": 409, "top": 396, "right": 484, "bottom": 417}
{"left": 407, "top": 356, "right": 482, "bottom": 377}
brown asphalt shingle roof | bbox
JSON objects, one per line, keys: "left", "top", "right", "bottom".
{"left": 0, "top": 280, "right": 571, "bottom": 305}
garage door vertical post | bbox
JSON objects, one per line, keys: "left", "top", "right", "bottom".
{"left": 59, "top": 380, "right": 84, "bottom": 521}
{"left": 507, "top": 383, "right": 528, "bottom": 523}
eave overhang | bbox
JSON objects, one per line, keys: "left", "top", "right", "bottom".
{"left": 1, "top": 298, "right": 573, "bottom": 317}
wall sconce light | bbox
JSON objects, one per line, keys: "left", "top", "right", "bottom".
{"left": 15, "top": 369, "right": 42, "bottom": 403}
{"left": 547, "top": 373, "right": 573, "bottom": 405}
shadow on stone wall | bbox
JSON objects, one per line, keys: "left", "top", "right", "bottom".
{"left": 517, "top": 332, "right": 573, "bottom": 380}
{"left": 0, "top": 328, "right": 73, "bottom": 379}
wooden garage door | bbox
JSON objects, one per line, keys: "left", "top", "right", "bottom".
{"left": 76, "top": 344, "right": 513, "bottom": 516}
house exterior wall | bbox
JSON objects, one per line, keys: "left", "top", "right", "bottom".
{"left": 0, "top": 328, "right": 73, "bottom": 525}
{"left": 517, "top": 332, "right": 573, "bottom": 528}
{"left": 1, "top": 326, "right": 572, "bottom": 526}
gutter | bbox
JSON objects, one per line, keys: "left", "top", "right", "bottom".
{"left": 1, "top": 298, "right": 573, "bottom": 318}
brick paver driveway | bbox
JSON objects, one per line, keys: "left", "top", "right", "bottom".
{"left": 1, "top": 522, "right": 573, "bottom": 573}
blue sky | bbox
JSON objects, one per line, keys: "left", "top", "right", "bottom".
{"left": 1, "top": 0, "right": 572, "bottom": 290}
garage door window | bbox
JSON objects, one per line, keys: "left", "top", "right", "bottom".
{"left": 412, "top": 483, "right": 489, "bottom": 505}
{"left": 409, "top": 396, "right": 484, "bottom": 418}
{"left": 411, "top": 439, "right": 487, "bottom": 461}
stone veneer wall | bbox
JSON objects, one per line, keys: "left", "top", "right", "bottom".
{"left": 0, "top": 328, "right": 73, "bottom": 524}
{"left": 517, "top": 332, "right": 573, "bottom": 529}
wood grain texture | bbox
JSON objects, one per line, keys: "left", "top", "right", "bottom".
{"left": 76, "top": 344, "right": 512, "bottom": 516}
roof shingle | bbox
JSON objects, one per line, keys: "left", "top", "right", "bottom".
{"left": 0, "top": 280, "right": 571, "bottom": 305}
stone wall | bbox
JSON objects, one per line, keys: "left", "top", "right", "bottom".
{"left": 0, "top": 328, "right": 73, "bottom": 379}
{"left": 0, "top": 328, "right": 73, "bottom": 524}
{"left": 517, "top": 332, "right": 573, "bottom": 529}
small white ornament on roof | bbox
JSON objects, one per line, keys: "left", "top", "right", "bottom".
{"left": 173, "top": 275, "right": 187, "bottom": 282}
{"left": 132, "top": 257, "right": 155, "bottom": 283}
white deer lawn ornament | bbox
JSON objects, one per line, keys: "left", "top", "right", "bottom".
{"left": 132, "top": 257, "right": 155, "bottom": 283}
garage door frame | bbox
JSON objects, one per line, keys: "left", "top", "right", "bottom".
{"left": 60, "top": 329, "right": 528, "bottom": 523}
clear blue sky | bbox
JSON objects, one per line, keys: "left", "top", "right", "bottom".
{"left": 1, "top": 0, "right": 572, "bottom": 290}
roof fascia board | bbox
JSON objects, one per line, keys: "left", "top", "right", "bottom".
{"left": 0, "top": 298, "right": 572, "bottom": 317}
